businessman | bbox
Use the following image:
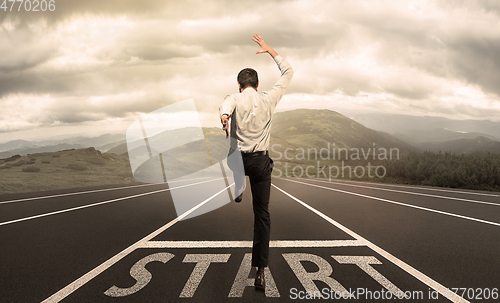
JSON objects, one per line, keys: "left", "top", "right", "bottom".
{"left": 219, "top": 34, "right": 293, "bottom": 289}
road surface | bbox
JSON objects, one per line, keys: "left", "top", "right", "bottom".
{"left": 1, "top": 177, "right": 499, "bottom": 302}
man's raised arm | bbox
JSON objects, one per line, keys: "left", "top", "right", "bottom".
{"left": 252, "top": 34, "right": 278, "bottom": 58}
{"left": 253, "top": 34, "right": 294, "bottom": 106}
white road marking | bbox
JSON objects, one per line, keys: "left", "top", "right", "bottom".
{"left": 104, "top": 253, "right": 175, "bottom": 297}
{"left": 0, "top": 183, "right": 159, "bottom": 205}
{"left": 41, "top": 183, "right": 233, "bottom": 303}
{"left": 272, "top": 183, "right": 470, "bottom": 303}
{"left": 0, "top": 176, "right": 214, "bottom": 205}
{"left": 296, "top": 177, "right": 500, "bottom": 206}
{"left": 180, "top": 254, "right": 231, "bottom": 298}
{"left": 142, "top": 240, "right": 364, "bottom": 248}
{"left": 0, "top": 178, "right": 222, "bottom": 226}
{"left": 332, "top": 256, "right": 405, "bottom": 298}
{"left": 283, "top": 253, "right": 351, "bottom": 298}
{"left": 282, "top": 178, "right": 500, "bottom": 227}
{"left": 310, "top": 177, "right": 500, "bottom": 197}
{"left": 228, "top": 253, "right": 280, "bottom": 298}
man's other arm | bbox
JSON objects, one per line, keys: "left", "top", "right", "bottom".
{"left": 219, "top": 95, "right": 236, "bottom": 137}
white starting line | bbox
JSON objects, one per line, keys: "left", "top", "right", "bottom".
{"left": 142, "top": 240, "right": 364, "bottom": 248}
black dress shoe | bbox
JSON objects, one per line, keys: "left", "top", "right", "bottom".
{"left": 235, "top": 193, "right": 243, "bottom": 202}
{"left": 254, "top": 268, "right": 265, "bottom": 289}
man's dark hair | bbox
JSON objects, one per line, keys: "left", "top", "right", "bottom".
{"left": 237, "top": 68, "right": 258, "bottom": 91}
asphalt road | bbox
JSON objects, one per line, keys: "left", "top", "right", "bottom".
{"left": 1, "top": 177, "right": 499, "bottom": 302}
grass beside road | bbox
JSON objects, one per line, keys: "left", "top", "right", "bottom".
{"left": 0, "top": 147, "right": 135, "bottom": 195}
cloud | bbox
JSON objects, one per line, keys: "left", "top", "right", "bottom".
{"left": 2, "top": 0, "right": 500, "bottom": 136}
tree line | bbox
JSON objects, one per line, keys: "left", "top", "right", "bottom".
{"left": 383, "top": 151, "right": 500, "bottom": 191}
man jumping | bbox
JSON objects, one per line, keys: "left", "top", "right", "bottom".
{"left": 219, "top": 34, "right": 293, "bottom": 289}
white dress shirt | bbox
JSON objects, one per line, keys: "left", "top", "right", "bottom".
{"left": 219, "top": 55, "right": 294, "bottom": 152}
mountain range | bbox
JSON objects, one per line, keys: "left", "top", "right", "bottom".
{"left": 0, "top": 134, "right": 125, "bottom": 158}
{"left": 350, "top": 113, "right": 500, "bottom": 153}
{"left": 1, "top": 109, "right": 499, "bottom": 159}
{"left": 350, "top": 113, "right": 500, "bottom": 139}
{"left": 106, "top": 109, "right": 419, "bottom": 163}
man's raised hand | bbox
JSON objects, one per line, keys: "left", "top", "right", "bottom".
{"left": 252, "top": 34, "right": 278, "bottom": 58}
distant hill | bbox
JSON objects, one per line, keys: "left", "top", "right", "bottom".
{"left": 38, "top": 133, "right": 125, "bottom": 147}
{"left": 106, "top": 142, "right": 128, "bottom": 155}
{"left": 350, "top": 113, "right": 500, "bottom": 140}
{"left": 392, "top": 128, "right": 500, "bottom": 144}
{"left": 0, "top": 143, "right": 87, "bottom": 159}
{"left": 419, "top": 136, "right": 500, "bottom": 154}
{"left": 0, "top": 134, "right": 126, "bottom": 158}
{"left": 96, "top": 139, "right": 126, "bottom": 153}
{"left": 0, "top": 139, "right": 37, "bottom": 153}
{"left": 72, "top": 134, "right": 125, "bottom": 149}
{"left": 271, "top": 109, "right": 418, "bottom": 155}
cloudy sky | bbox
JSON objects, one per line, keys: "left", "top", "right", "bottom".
{"left": 1, "top": 0, "right": 500, "bottom": 142}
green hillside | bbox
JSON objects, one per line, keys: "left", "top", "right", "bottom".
{"left": 0, "top": 148, "right": 134, "bottom": 195}
{"left": 109, "top": 109, "right": 420, "bottom": 182}
{"left": 271, "top": 109, "right": 417, "bottom": 152}
{"left": 267, "top": 109, "right": 419, "bottom": 179}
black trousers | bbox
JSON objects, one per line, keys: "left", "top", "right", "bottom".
{"left": 233, "top": 152, "right": 273, "bottom": 268}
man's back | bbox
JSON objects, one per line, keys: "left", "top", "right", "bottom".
{"left": 219, "top": 55, "right": 293, "bottom": 152}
